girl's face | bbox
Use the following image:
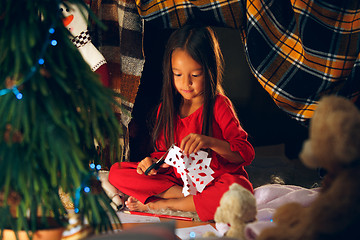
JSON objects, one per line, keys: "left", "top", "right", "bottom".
{"left": 171, "top": 49, "right": 205, "bottom": 104}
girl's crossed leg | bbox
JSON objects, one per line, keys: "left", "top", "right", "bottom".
{"left": 125, "top": 185, "right": 196, "bottom": 212}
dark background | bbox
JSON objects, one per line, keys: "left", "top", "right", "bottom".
{"left": 129, "top": 22, "right": 308, "bottom": 162}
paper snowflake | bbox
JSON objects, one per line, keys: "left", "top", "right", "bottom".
{"left": 164, "top": 145, "right": 214, "bottom": 196}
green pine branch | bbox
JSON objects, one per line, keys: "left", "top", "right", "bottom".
{"left": 0, "top": 0, "right": 123, "bottom": 236}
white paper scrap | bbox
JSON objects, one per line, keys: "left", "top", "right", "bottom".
{"left": 176, "top": 224, "right": 222, "bottom": 240}
{"left": 116, "top": 211, "right": 161, "bottom": 224}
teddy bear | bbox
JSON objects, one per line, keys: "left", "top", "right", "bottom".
{"left": 207, "top": 183, "right": 257, "bottom": 239}
{"left": 257, "top": 95, "right": 360, "bottom": 240}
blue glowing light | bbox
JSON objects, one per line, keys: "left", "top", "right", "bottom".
{"left": 49, "top": 28, "right": 55, "bottom": 34}
{"left": 38, "top": 58, "right": 45, "bottom": 65}
{"left": 16, "top": 93, "right": 23, "bottom": 100}
{"left": 12, "top": 87, "right": 22, "bottom": 100}
{"left": 51, "top": 40, "right": 58, "bottom": 46}
{"left": 96, "top": 164, "right": 101, "bottom": 170}
{"left": 189, "top": 232, "right": 196, "bottom": 238}
{"left": 84, "top": 187, "right": 90, "bottom": 193}
{"left": 90, "top": 163, "right": 96, "bottom": 169}
{"left": 74, "top": 208, "right": 79, "bottom": 213}
{"left": 270, "top": 219, "right": 273, "bottom": 222}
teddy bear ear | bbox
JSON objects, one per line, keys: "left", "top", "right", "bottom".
{"left": 301, "top": 95, "right": 360, "bottom": 169}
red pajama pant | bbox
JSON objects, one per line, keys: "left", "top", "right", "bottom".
{"left": 108, "top": 161, "right": 253, "bottom": 221}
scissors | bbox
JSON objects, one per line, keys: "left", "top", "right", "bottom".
{"left": 144, "top": 144, "right": 175, "bottom": 175}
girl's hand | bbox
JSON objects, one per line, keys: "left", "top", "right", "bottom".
{"left": 181, "top": 133, "right": 245, "bottom": 164}
{"left": 137, "top": 157, "right": 170, "bottom": 175}
{"left": 137, "top": 157, "right": 157, "bottom": 175}
{"left": 180, "top": 133, "right": 213, "bottom": 156}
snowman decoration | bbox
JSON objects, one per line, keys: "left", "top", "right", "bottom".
{"left": 60, "top": 1, "right": 109, "bottom": 87}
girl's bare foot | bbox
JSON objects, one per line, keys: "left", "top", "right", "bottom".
{"left": 125, "top": 194, "right": 196, "bottom": 212}
{"left": 125, "top": 196, "right": 149, "bottom": 212}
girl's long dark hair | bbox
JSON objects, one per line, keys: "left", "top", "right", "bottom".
{"left": 152, "top": 25, "right": 225, "bottom": 150}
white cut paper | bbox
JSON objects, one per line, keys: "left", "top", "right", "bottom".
{"left": 164, "top": 145, "right": 214, "bottom": 196}
{"left": 116, "top": 211, "right": 161, "bottom": 224}
{"left": 176, "top": 224, "right": 222, "bottom": 239}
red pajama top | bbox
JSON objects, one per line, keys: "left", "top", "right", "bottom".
{"left": 151, "top": 94, "right": 254, "bottom": 179}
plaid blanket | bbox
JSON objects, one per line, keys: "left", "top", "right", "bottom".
{"left": 90, "top": 0, "right": 145, "bottom": 161}
{"left": 134, "top": 0, "right": 360, "bottom": 123}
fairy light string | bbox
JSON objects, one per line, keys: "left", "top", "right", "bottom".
{"left": 0, "top": 25, "right": 58, "bottom": 99}
{"left": 0, "top": 0, "right": 61, "bottom": 99}
{"left": 74, "top": 163, "right": 102, "bottom": 213}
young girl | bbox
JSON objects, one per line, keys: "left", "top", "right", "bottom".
{"left": 108, "top": 25, "right": 255, "bottom": 221}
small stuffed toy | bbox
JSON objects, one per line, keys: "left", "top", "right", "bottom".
{"left": 258, "top": 95, "right": 360, "bottom": 240}
{"left": 60, "top": 0, "right": 109, "bottom": 87}
{"left": 98, "top": 170, "right": 125, "bottom": 211}
{"left": 212, "top": 183, "right": 257, "bottom": 239}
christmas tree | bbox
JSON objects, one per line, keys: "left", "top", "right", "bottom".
{"left": 0, "top": 0, "right": 122, "bottom": 237}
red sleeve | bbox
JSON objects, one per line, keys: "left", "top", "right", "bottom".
{"left": 213, "top": 95, "right": 255, "bottom": 166}
{"left": 149, "top": 103, "right": 167, "bottom": 159}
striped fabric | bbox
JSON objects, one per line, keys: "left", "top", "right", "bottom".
{"left": 135, "top": 0, "right": 246, "bottom": 28}
{"left": 91, "top": 0, "right": 144, "bottom": 123}
{"left": 90, "top": 0, "right": 145, "bottom": 161}
{"left": 134, "top": 0, "right": 360, "bottom": 123}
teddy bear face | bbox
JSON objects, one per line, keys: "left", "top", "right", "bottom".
{"left": 215, "top": 183, "right": 257, "bottom": 224}
{"left": 300, "top": 95, "right": 360, "bottom": 171}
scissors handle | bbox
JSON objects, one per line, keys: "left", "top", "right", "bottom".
{"left": 144, "top": 158, "right": 165, "bottom": 175}
{"left": 144, "top": 144, "right": 175, "bottom": 175}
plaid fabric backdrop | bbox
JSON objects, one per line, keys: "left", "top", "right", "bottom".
{"left": 90, "top": 0, "right": 360, "bottom": 160}
{"left": 90, "top": 0, "right": 145, "bottom": 161}
{"left": 135, "top": 0, "right": 360, "bottom": 123}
